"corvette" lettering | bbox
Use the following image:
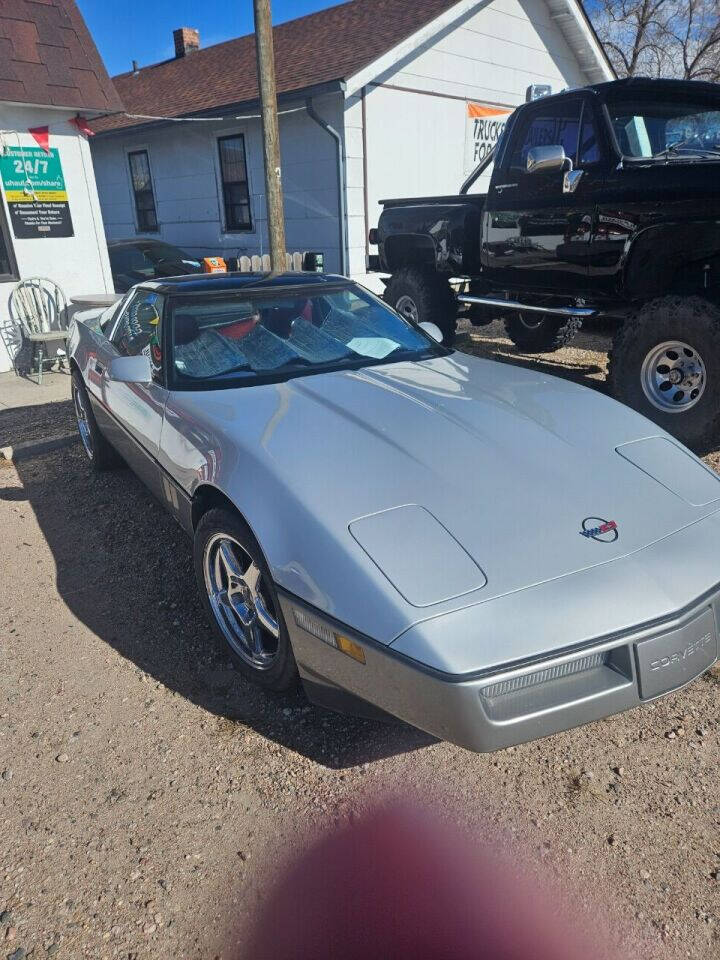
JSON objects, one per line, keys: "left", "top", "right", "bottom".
{"left": 649, "top": 632, "right": 714, "bottom": 671}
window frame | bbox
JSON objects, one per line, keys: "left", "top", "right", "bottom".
{"left": 576, "top": 98, "right": 607, "bottom": 169}
{"left": 603, "top": 94, "right": 720, "bottom": 161}
{"left": 111, "top": 287, "right": 166, "bottom": 384}
{"left": 216, "top": 133, "right": 253, "bottom": 233}
{"left": 165, "top": 283, "right": 448, "bottom": 393}
{"left": 0, "top": 197, "right": 19, "bottom": 282}
{"left": 126, "top": 148, "right": 159, "bottom": 234}
{"left": 503, "top": 96, "right": 585, "bottom": 175}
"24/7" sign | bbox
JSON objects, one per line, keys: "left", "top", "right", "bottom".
{"left": 0, "top": 146, "right": 74, "bottom": 239}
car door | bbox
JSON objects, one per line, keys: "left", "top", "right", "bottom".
{"left": 94, "top": 288, "right": 169, "bottom": 500}
{"left": 482, "top": 95, "right": 605, "bottom": 295}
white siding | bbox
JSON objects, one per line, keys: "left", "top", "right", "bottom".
{"left": 345, "top": 0, "right": 590, "bottom": 286}
{"left": 0, "top": 104, "right": 113, "bottom": 373}
{"left": 91, "top": 93, "right": 345, "bottom": 273}
{"left": 89, "top": 0, "right": 605, "bottom": 295}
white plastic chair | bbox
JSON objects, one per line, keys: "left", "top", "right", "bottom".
{"left": 9, "top": 278, "right": 70, "bottom": 384}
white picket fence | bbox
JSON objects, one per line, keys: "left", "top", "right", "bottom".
{"left": 232, "top": 252, "right": 307, "bottom": 272}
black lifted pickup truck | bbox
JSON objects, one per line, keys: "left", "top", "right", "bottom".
{"left": 370, "top": 78, "right": 720, "bottom": 445}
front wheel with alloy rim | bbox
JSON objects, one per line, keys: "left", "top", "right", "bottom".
{"left": 71, "top": 370, "right": 120, "bottom": 470}
{"left": 194, "top": 508, "right": 298, "bottom": 691}
{"left": 504, "top": 311, "right": 582, "bottom": 353}
{"left": 607, "top": 296, "right": 720, "bottom": 447}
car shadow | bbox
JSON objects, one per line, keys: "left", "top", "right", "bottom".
{"left": 3, "top": 400, "right": 435, "bottom": 769}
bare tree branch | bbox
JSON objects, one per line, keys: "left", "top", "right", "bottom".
{"left": 588, "top": 0, "right": 720, "bottom": 80}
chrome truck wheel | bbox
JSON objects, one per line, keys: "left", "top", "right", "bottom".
{"left": 395, "top": 294, "right": 419, "bottom": 323}
{"left": 640, "top": 340, "right": 706, "bottom": 412}
{"left": 607, "top": 296, "right": 720, "bottom": 447}
{"left": 383, "top": 267, "right": 457, "bottom": 345}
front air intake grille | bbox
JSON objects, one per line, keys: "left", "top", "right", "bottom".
{"left": 480, "top": 652, "right": 607, "bottom": 699}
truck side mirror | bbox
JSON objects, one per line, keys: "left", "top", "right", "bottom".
{"left": 526, "top": 144, "right": 567, "bottom": 174}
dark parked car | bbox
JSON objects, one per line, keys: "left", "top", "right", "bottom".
{"left": 108, "top": 239, "right": 203, "bottom": 293}
{"left": 371, "top": 77, "right": 720, "bottom": 446}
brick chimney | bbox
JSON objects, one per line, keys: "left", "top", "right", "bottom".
{"left": 173, "top": 27, "right": 199, "bottom": 58}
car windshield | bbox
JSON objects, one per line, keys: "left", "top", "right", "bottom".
{"left": 170, "top": 284, "right": 443, "bottom": 387}
{"left": 608, "top": 98, "right": 720, "bottom": 159}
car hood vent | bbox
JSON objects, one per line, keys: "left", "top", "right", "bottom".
{"left": 349, "top": 505, "right": 487, "bottom": 607}
{"left": 616, "top": 437, "right": 720, "bottom": 506}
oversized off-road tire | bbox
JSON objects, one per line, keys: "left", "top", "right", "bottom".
{"left": 607, "top": 296, "right": 720, "bottom": 447}
{"left": 194, "top": 507, "right": 298, "bottom": 692}
{"left": 504, "top": 311, "right": 582, "bottom": 353}
{"left": 71, "top": 369, "right": 121, "bottom": 471}
{"left": 383, "top": 267, "right": 457, "bottom": 345}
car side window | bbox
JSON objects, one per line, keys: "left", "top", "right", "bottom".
{"left": 99, "top": 295, "right": 127, "bottom": 334}
{"left": 111, "top": 290, "right": 165, "bottom": 381}
{"left": 506, "top": 100, "right": 582, "bottom": 172}
{"left": 109, "top": 246, "right": 146, "bottom": 276}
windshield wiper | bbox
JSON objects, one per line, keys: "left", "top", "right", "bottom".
{"left": 652, "top": 140, "right": 720, "bottom": 160}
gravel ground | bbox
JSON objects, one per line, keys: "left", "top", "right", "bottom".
{"left": 1, "top": 325, "right": 719, "bottom": 959}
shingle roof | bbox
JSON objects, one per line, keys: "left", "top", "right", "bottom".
{"left": 0, "top": 0, "right": 123, "bottom": 113}
{"left": 91, "top": 0, "right": 460, "bottom": 134}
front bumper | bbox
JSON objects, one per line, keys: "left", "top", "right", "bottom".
{"left": 279, "top": 588, "right": 719, "bottom": 753}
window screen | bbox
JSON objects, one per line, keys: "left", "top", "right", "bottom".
{"left": 218, "top": 135, "right": 252, "bottom": 231}
{"left": 128, "top": 150, "right": 158, "bottom": 232}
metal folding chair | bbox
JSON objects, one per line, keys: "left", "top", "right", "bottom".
{"left": 9, "top": 278, "right": 70, "bottom": 384}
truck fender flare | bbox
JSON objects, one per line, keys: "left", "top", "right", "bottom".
{"left": 382, "top": 232, "right": 441, "bottom": 272}
{"left": 621, "top": 221, "right": 719, "bottom": 300}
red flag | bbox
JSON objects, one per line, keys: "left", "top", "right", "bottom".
{"left": 68, "top": 115, "right": 94, "bottom": 137}
{"left": 28, "top": 125, "right": 50, "bottom": 153}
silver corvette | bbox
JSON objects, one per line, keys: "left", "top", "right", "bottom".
{"left": 68, "top": 272, "right": 720, "bottom": 752}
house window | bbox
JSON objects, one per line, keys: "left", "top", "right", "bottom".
{"left": 218, "top": 134, "right": 252, "bottom": 231}
{"left": 128, "top": 150, "right": 158, "bottom": 232}
{"left": 0, "top": 202, "right": 18, "bottom": 281}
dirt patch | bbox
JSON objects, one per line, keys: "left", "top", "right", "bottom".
{"left": 1, "top": 330, "right": 719, "bottom": 959}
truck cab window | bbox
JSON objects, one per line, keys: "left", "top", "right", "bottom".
{"left": 507, "top": 101, "right": 581, "bottom": 171}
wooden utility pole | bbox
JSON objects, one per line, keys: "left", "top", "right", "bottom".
{"left": 253, "top": 0, "right": 286, "bottom": 272}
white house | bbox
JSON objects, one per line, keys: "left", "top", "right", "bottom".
{"left": 90, "top": 0, "right": 614, "bottom": 292}
{"left": 0, "top": 0, "right": 121, "bottom": 373}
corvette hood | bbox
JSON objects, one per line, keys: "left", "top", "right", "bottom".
{"left": 166, "top": 353, "right": 720, "bottom": 639}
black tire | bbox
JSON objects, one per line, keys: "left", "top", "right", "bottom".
{"left": 384, "top": 267, "right": 457, "bottom": 345}
{"left": 504, "top": 311, "right": 582, "bottom": 353}
{"left": 71, "top": 369, "right": 121, "bottom": 471}
{"left": 607, "top": 296, "right": 720, "bottom": 448}
{"left": 194, "top": 507, "right": 298, "bottom": 692}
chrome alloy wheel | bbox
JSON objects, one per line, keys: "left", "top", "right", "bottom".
{"left": 203, "top": 533, "right": 280, "bottom": 669}
{"left": 395, "top": 294, "right": 419, "bottom": 323}
{"left": 73, "top": 382, "right": 94, "bottom": 459}
{"left": 640, "top": 340, "right": 707, "bottom": 413}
